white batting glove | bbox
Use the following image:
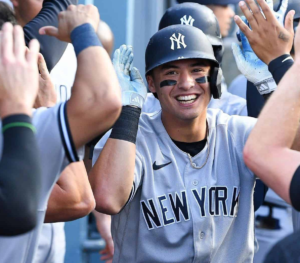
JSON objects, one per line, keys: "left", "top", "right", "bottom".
{"left": 113, "top": 45, "right": 147, "bottom": 109}
{"left": 266, "top": 0, "right": 288, "bottom": 26}
{"left": 233, "top": 17, "right": 277, "bottom": 95}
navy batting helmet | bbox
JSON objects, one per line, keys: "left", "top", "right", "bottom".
{"left": 145, "top": 25, "right": 222, "bottom": 99}
{"left": 177, "top": 0, "right": 239, "bottom": 5}
{"left": 159, "top": 3, "right": 223, "bottom": 63}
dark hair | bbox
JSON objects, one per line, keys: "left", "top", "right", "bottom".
{"left": 0, "top": 2, "right": 17, "bottom": 29}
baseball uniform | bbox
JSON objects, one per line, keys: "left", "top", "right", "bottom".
{"left": 0, "top": 102, "right": 79, "bottom": 263}
{"left": 93, "top": 108, "right": 257, "bottom": 263}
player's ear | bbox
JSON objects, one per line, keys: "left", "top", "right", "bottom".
{"left": 146, "top": 74, "right": 156, "bottom": 94}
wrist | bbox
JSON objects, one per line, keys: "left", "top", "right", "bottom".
{"left": 266, "top": 53, "right": 291, "bottom": 65}
{"left": 109, "top": 106, "right": 141, "bottom": 144}
{"left": 0, "top": 101, "right": 32, "bottom": 119}
{"left": 70, "top": 23, "right": 102, "bottom": 56}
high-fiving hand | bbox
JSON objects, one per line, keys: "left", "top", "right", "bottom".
{"left": 234, "top": 0, "right": 294, "bottom": 65}
{"left": 113, "top": 45, "right": 147, "bottom": 109}
{"left": 39, "top": 5, "right": 100, "bottom": 43}
{"left": 0, "top": 23, "right": 40, "bottom": 118}
{"left": 232, "top": 16, "right": 276, "bottom": 95}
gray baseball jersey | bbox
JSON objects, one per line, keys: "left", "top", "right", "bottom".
{"left": 34, "top": 43, "right": 78, "bottom": 263}
{"left": 143, "top": 91, "right": 248, "bottom": 116}
{"left": 93, "top": 108, "right": 257, "bottom": 263}
{"left": 0, "top": 102, "right": 79, "bottom": 263}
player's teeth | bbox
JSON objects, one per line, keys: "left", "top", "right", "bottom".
{"left": 180, "top": 100, "right": 194, "bottom": 104}
{"left": 176, "top": 95, "right": 197, "bottom": 101}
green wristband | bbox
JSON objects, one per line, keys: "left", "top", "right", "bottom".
{"left": 2, "top": 122, "right": 36, "bottom": 133}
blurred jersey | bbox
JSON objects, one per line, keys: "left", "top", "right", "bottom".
{"left": 34, "top": 44, "right": 77, "bottom": 263}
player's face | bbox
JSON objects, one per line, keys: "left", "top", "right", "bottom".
{"left": 12, "top": 0, "right": 43, "bottom": 26}
{"left": 208, "top": 5, "right": 235, "bottom": 37}
{"left": 147, "top": 59, "right": 211, "bottom": 121}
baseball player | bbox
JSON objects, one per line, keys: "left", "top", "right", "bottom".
{"left": 239, "top": 3, "right": 300, "bottom": 262}
{"left": 90, "top": 24, "right": 261, "bottom": 262}
{"left": 0, "top": 5, "right": 121, "bottom": 263}
{"left": 0, "top": 23, "right": 42, "bottom": 236}
{"left": 3, "top": 2, "right": 96, "bottom": 262}
{"left": 176, "top": 0, "right": 237, "bottom": 38}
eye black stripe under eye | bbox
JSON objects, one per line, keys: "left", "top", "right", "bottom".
{"left": 160, "top": 80, "right": 177, "bottom": 88}
{"left": 196, "top": 76, "right": 210, "bottom": 84}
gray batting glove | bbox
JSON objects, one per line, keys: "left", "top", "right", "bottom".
{"left": 113, "top": 45, "right": 147, "bottom": 109}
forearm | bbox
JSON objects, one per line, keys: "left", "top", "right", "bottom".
{"left": 68, "top": 41, "right": 121, "bottom": 148}
{"left": 0, "top": 115, "right": 41, "bottom": 236}
{"left": 23, "top": 0, "right": 78, "bottom": 71}
{"left": 93, "top": 210, "right": 112, "bottom": 240}
{"left": 90, "top": 139, "right": 136, "bottom": 215}
{"left": 45, "top": 161, "right": 95, "bottom": 223}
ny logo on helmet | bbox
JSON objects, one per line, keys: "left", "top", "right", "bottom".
{"left": 170, "top": 33, "right": 187, "bottom": 50}
{"left": 180, "top": 15, "right": 195, "bottom": 26}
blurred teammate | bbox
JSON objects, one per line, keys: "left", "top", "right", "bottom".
{"left": 177, "top": 0, "right": 238, "bottom": 38}
{"left": 0, "top": 5, "right": 121, "bottom": 263}
{"left": 236, "top": 0, "right": 300, "bottom": 261}
{"left": 0, "top": 23, "right": 42, "bottom": 236}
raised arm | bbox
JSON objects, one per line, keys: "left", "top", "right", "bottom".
{"left": 45, "top": 161, "right": 95, "bottom": 223}
{"left": 243, "top": 22, "right": 300, "bottom": 208}
{"left": 89, "top": 45, "right": 147, "bottom": 215}
{"left": 0, "top": 23, "right": 42, "bottom": 236}
{"left": 22, "top": 0, "right": 77, "bottom": 71}
{"left": 40, "top": 5, "right": 121, "bottom": 149}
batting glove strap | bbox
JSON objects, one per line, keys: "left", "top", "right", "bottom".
{"left": 122, "top": 91, "right": 145, "bottom": 109}
{"left": 254, "top": 78, "right": 277, "bottom": 95}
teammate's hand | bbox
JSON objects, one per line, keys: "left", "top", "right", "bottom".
{"left": 34, "top": 53, "right": 57, "bottom": 108}
{"left": 0, "top": 23, "right": 40, "bottom": 118}
{"left": 99, "top": 240, "right": 114, "bottom": 263}
{"left": 39, "top": 5, "right": 100, "bottom": 43}
{"left": 234, "top": 0, "right": 294, "bottom": 65}
{"left": 232, "top": 17, "right": 276, "bottom": 95}
{"left": 113, "top": 45, "right": 147, "bottom": 109}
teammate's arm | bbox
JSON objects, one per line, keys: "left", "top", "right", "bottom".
{"left": 23, "top": 0, "right": 77, "bottom": 72}
{"left": 44, "top": 161, "right": 95, "bottom": 223}
{"left": 244, "top": 23, "right": 300, "bottom": 207}
{"left": 89, "top": 45, "right": 147, "bottom": 215}
{"left": 40, "top": 5, "right": 121, "bottom": 149}
{"left": 0, "top": 23, "right": 42, "bottom": 236}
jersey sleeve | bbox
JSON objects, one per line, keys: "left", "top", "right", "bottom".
{"left": 92, "top": 129, "right": 145, "bottom": 207}
{"left": 33, "top": 102, "right": 79, "bottom": 186}
{"left": 23, "top": 0, "right": 77, "bottom": 72}
{"left": 227, "top": 115, "right": 257, "bottom": 178}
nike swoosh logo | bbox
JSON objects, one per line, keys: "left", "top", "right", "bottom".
{"left": 153, "top": 161, "right": 172, "bottom": 171}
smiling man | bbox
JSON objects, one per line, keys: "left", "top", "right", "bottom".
{"left": 90, "top": 24, "right": 259, "bottom": 263}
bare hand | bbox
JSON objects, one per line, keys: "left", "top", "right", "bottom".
{"left": 99, "top": 241, "right": 114, "bottom": 263}
{"left": 234, "top": 0, "right": 295, "bottom": 65}
{"left": 39, "top": 5, "right": 100, "bottom": 42}
{"left": 34, "top": 53, "right": 57, "bottom": 108}
{"left": 0, "top": 23, "right": 40, "bottom": 118}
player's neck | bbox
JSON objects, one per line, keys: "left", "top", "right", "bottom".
{"left": 161, "top": 111, "right": 207, "bottom": 143}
